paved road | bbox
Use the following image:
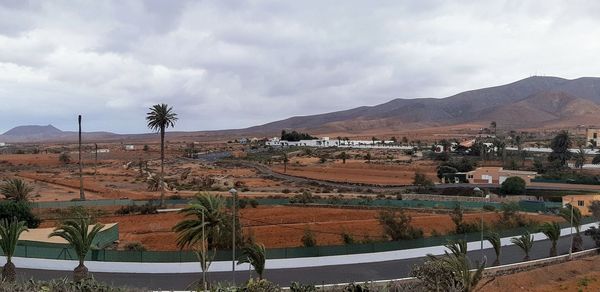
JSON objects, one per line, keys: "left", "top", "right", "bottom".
{"left": 14, "top": 235, "right": 597, "bottom": 290}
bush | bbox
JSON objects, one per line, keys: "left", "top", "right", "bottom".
{"left": 0, "top": 278, "right": 142, "bottom": 292}
{"left": 500, "top": 176, "right": 526, "bottom": 195}
{"left": 483, "top": 205, "right": 496, "bottom": 211}
{"left": 243, "top": 278, "right": 280, "bottom": 292}
{"left": 58, "top": 152, "right": 71, "bottom": 164}
{"left": 301, "top": 229, "right": 317, "bottom": 247}
{"left": 290, "top": 191, "right": 316, "bottom": 204}
{"left": 341, "top": 232, "right": 355, "bottom": 245}
{"left": 115, "top": 204, "right": 158, "bottom": 215}
{"left": 249, "top": 199, "right": 259, "bottom": 208}
{"left": 238, "top": 199, "right": 248, "bottom": 209}
{"left": 0, "top": 200, "right": 40, "bottom": 228}
{"left": 378, "top": 209, "right": 423, "bottom": 240}
{"left": 124, "top": 241, "right": 147, "bottom": 251}
{"left": 167, "top": 194, "right": 182, "bottom": 200}
{"left": 289, "top": 282, "right": 317, "bottom": 292}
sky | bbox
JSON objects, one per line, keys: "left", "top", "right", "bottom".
{"left": 1, "top": 0, "right": 600, "bottom": 134}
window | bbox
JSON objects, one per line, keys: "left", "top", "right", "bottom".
{"left": 578, "top": 200, "right": 585, "bottom": 207}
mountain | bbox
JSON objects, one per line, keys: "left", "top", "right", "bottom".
{"left": 240, "top": 76, "right": 600, "bottom": 135}
{"left": 0, "top": 125, "right": 120, "bottom": 143}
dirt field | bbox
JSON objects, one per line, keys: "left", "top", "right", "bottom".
{"left": 271, "top": 159, "right": 438, "bottom": 185}
{"left": 482, "top": 255, "right": 600, "bottom": 291}
{"left": 39, "top": 206, "right": 561, "bottom": 251}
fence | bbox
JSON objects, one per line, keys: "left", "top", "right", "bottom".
{"left": 2, "top": 218, "right": 594, "bottom": 263}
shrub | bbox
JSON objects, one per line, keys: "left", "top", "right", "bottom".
{"left": 0, "top": 278, "right": 142, "bottom": 292}
{"left": 483, "top": 205, "right": 496, "bottom": 212}
{"left": 282, "top": 189, "right": 291, "bottom": 194}
{"left": 289, "top": 282, "right": 317, "bottom": 292}
{"left": 167, "top": 194, "right": 182, "bottom": 200}
{"left": 290, "top": 191, "right": 316, "bottom": 204}
{"left": 0, "top": 200, "right": 40, "bottom": 228}
{"left": 238, "top": 199, "right": 248, "bottom": 209}
{"left": 249, "top": 199, "right": 259, "bottom": 208}
{"left": 115, "top": 204, "right": 158, "bottom": 215}
{"left": 378, "top": 209, "right": 424, "bottom": 240}
{"left": 244, "top": 278, "right": 280, "bottom": 292}
{"left": 301, "top": 229, "right": 317, "bottom": 247}
{"left": 58, "top": 152, "right": 71, "bottom": 164}
{"left": 500, "top": 176, "right": 526, "bottom": 195}
{"left": 341, "top": 232, "right": 355, "bottom": 245}
{"left": 124, "top": 242, "right": 147, "bottom": 252}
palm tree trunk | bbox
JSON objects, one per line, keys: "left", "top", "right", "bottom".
{"left": 74, "top": 260, "right": 88, "bottom": 282}
{"left": 550, "top": 241, "right": 557, "bottom": 257}
{"left": 160, "top": 126, "right": 165, "bottom": 207}
{"left": 2, "top": 259, "right": 16, "bottom": 282}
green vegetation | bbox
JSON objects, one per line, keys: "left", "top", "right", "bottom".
{"left": 237, "top": 242, "right": 267, "bottom": 279}
{"left": 0, "top": 201, "right": 40, "bottom": 228}
{"left": 548, "top": 130, "right": 572, "bottom": 169}
{"left": 378, "top": 210, "right": 424, "bottom": 240}
{"left": 280, "top": 130, "right": 315, "bottom": 141}
{"left": 0, "top": 278, "right": 141, "bottom": 292}
{"left": 500, "top": 176, "right": 526, "bottom": 195}
{"left": 301, "top": 228, "right": 317, "bottom": 247}
{"left": 49, "top": 218, "right": 105, "bottom": 281}
{"left": 511, "top": 231, "right": 534, "bottom": 261}
{"left": 0, "top": 218, "right": 28, "bottom": 282}
{"left": 0, "top": 178, "right": 34, "bottom": 202}
{"left": 146, "top": 103, "right": 178, "bottom": 207}
{"left": 59, "top": 152, "right": 71, "bottom": 164}
{"left": 539, "top": 222, "right": 560, "bottom": 257}
{"left": 484, "top": 231, "right": 501, "bottom": 266}
{"left": 559, "top": 204, "right": 582, "bottom": 252}
{"left": 173, "top": 193, "right": 230, "bottom": 249}
{"left": 412, "top": 239, "right": 485, "bottom": 292}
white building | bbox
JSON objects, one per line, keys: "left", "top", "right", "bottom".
{"left": 266, "top": 137, "right": 414, "bottom": 149}
{"left": 0, "top": 142, "right": 6, "bottom": 147}
{"left": 124, "top": 145, "right": 135, "bottom": 151}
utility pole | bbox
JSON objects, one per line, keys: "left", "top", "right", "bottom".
{"left": 230, "top": 188, "right": 238, "bottom": 285}
{"left": 78, "top": 115, "right": 85, "bottom": 200}
{"left": 94, "top": 143, "right": 98, "bottom": 179}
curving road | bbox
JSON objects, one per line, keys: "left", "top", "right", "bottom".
{"left": 13, "top": 235, "right": 597, "bottom": 290}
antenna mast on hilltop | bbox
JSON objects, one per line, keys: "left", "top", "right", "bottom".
{"left": 78, "top": 115, "right": 85, "bottom": 200}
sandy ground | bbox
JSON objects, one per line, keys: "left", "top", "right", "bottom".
{"left": 271, "top": 160, "right": 438, "bottom": 185}
{"left": 482, "top": 255, "right": 600, "bottom": 291}
{"left": 38, "top": 206, "right": 561, "bottom": 251}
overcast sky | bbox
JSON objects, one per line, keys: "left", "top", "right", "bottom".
{"left": 1, "top": 1, "right": 600, "bottom": 134}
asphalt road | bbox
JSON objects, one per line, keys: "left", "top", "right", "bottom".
{"left": 14, "top": 234, "right": 597, "bottom": 290}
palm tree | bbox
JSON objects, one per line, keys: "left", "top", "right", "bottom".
{"left": 0, "top": 218, "right": 28, "bottom": 282}
{"left": 511, "top": 231, "right": 534, "bottom": 261}
{"left": 539, "top": 222, "right": 560, "bottom": 257}
{"left": 237, "top": 242, "right": 266, "bottom": 279}
{"left": 49, "top": 218, "right": 104, "bottom": 281}
{"left": 173, "top": 193, "right": 227, "bottom": 249}
{"left": 426, "top": 239, "right": 486, "bottom": 292}
{"left": 340, "top": 151, "right": 348, "bottom": 164}
{"left": 445, "top": 239, "right": 468, "bottom": 257}
{"left": 574, "top": 146, "right": 586, "bottom": 169}
{"left": 146, "top": 103, "right": 178, "bottom": 207}
{"left": 559, "top": 204, "right": 583, "bottom": 252}
{"left": 484, "top": 231, "right": 501, "bottom": 265}
{"left": 549, "top": 130, "right": 572, "bottom": 168}
{"left": 0, "top": 178, "right": 34, "bottom": 202}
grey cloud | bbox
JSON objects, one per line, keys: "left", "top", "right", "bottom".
{"left": 1, "top": 1, "right": 600, "bottom": 133}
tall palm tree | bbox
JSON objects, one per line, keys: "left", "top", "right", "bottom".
{"left": 146, "top": 103, "right": 178, "bottom": 207}
{"left": 574, "top": 146, "right": 586, "bottom": 169}
{"left": 0, "top": 178, "right": 34, "bottom": 202}
{"left": 511, "top": 231, "right": 534, "bottom": 261}
{"left": 539, "top": 222, "right": 560, "bottom": 257}
{"left": 173, "top": 193, "right": 226, "bottom": 249}
{"left": 237, "top": 242, "right": 266, "bottom": 279}
{"left": 445, "top": 239, "right": 468, "bottom": 257}
{"left": 484, "top": 231, "right": 501, "bottom": 266}
{"left": 559, "top": 204, "right": 583, "bottom": 252}
{"left": 0, "top": 218, "right": 28, "bottom": 282}
{"left": 49, "top": 218, "right": 104, "bottom": 281}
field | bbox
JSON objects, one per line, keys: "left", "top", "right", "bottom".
{"left": 272, "top": 158, "right": 438, "bottom": 185}
{"left": 38, "top": 205, "right": 562, "bottom": 250}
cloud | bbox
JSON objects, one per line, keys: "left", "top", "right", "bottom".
{"left": 1, "top": 0, "right": 600, "bottom": 133}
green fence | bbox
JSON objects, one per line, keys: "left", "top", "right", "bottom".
{"left": 2, "top": 218, "right": 594, "bottom": 263}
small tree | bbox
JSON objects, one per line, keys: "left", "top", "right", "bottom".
{"left": 0, "top": 178, "right": 34, "bottom": 202}
{"left": 484, "top": 231, "right": 501, "bottom": 266}
{"left": 548, "top": 130, "right": 572, "bottom": 168}
{"left": 574, "top": 146, "right": 586, "bottom": 169}
{"left": 511, "top": 231, "right": 534, "bottom": 261}
{"left": 339, "top": 151, "right": 348, "bottom": 164}
{"left": 365, "top": 152, "right": 372, "bottom": 163}
{"left": 0, "top": 218, "right": 28, "bottom": 282}
{"left": 378, "top": 210, "right": 423, "bottom": 240}
{"left": 413, "top": 172, "right": 434, "bottom": 188}
{"left": 237, "top": 242, "right": 266, "bottom": 279}
{"left": 593, "top": 154, "right": 600, "bottom": 165}
{"left": 539, "top": 222, "right": 560, "bottom": 257}
{"left": 283, "top": 152, "right": 289, "bottom": 173}
{"left": 59, "top": 152, "right": 71, "bottom": 164}
{"left": 301, "top": 228, "right": 317, "bottom": 247}
{"left": 49, "top": 218, "right": 104, "bottom": 281}
{"left": 500, "top": 176, "right": 526, "bottom": 195}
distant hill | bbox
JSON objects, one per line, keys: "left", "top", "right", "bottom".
{"left": 237, "top": 76, "right": 600, "bottom": 134}
{"left": 0, "top": 125, "right": 120, "bottom": 143}
{"left": 5, "top": 76, "right": 600, "bottom": 143}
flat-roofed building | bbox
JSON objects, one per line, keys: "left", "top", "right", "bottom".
{"left": 466, "top": 167, "right": 537, "bottom": 185}
{"left": 562, "top": 194, "right": 600, "bottom": 216}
